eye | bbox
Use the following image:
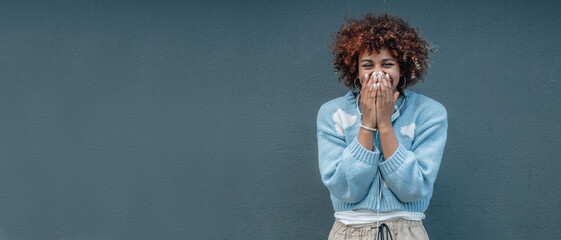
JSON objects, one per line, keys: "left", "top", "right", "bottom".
{"left": 362, "top": 64, "right": 373, "bottom": 68}
{"left": 382, "top": 63, "right": 395, "bottom": 66}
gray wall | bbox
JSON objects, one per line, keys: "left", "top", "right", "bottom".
{"left": 1, "top": 0, "right": 560, "bottom": 239}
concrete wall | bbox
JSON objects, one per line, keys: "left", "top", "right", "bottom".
{"left": 1, "top": 0, "right": 560, "bottom": 239}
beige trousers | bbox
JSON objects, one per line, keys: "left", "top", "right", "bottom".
{"left": 328, "top": 218, "right": 429, "bottom": 240}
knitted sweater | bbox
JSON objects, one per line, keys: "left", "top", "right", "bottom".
{"left": 317, "top": 90, "right": 447, "bottom": 213}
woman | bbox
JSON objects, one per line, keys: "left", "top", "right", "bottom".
{"left": 317, "top": 13, "right": 447, "bottom": 240}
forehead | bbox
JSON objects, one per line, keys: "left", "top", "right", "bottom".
{"left": 359, "top": 48, "right": 395, "bottom": 59}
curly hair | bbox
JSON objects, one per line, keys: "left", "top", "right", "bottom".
{"left": 331, "top": 13, "right": 432, "bottom": 90}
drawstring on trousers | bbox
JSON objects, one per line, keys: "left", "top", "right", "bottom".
{"left": 371, "top": 223, "right": 393, "bottom": 240}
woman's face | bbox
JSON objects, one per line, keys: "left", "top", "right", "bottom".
{"left": 358, "top": 48, "right": 400, "bottom": 92}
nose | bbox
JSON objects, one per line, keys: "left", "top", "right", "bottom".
{"left": 371, "top": 70, "right": 385, "bottom": 77}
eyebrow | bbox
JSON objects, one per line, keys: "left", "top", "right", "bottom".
{"left": 360, "top": 58, "right": 396, "bottom": 63}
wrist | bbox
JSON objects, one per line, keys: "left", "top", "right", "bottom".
{"left": 359, "top": 123, "right": 377, "bottom": 132}
{"left": 377, "top": 123, "right": 393, "bottom": 133}
{"left": 361, "top": 120, "right": 376, "bottom": 128}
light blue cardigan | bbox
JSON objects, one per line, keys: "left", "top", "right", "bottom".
{"left": 317, "top": 90, "right": 447, "bottom": 213}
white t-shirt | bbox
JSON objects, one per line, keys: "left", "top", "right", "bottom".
{"left": 335, "top": 209, "right": 425, "bottom": 225}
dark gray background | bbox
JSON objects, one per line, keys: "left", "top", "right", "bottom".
{"left": 1, "top": 0, "right": 560, "bottom": 239}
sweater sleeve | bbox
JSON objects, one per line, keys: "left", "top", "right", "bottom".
{"left": 317, "top": 104, "right": 381, "bottom": 204}
{"left": 378, "top": 104, "right": 448, "bottom": 202}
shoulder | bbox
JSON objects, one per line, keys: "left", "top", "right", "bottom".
{"left": 317, "top": 91, "right": 356, "bottom": 120}
{"left": 405, "top": 91, "right": 447, "bottom": 123}
{"left": 316, "top": 91, "right": 361, "bottom": 137}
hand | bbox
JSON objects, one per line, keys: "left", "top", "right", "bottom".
{"left": 375, "top": 73, "right": 400, "bottom": 130}
{"left": 359, "top": 72, "right": 378, "bottom": 128}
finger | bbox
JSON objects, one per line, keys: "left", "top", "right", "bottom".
{"left": 368, "top": 73, "right": 377, "bottom": 102}
{"left": 376, "top": 77, "right": 382, "bottom": 100}
{"left": 384, "top": 77, "right": 391, "bottom": 99}
{"left": 385, "top": 73, "right": 391, "bottom": 88}
{"left": 361, "top": 73, "right": 369, "bottom": 96}
{"left": 370, "top": 74, "right": 376, "bottom": 97}
{"left": 369, "top": 73, "right": 377, "bottom": 98}
{"left": 379, "top": 76, "right": 386, "bottom": 99}
{"left": 363, "top": 73, "right": 370, "bottom": 97}
{"left": 385, "top": 74, "right": 391, "bottom": 89}
{"left": 375, "top": 79, "right": 382, "bottom": 111}
{"left": 393, "top": 91, "right": 400, "bottom": 105}
{"left": 372, "top": 74, "right": 378, "bottom": 100}
{"left": 386, "top": 73, "right": 395, "bottom": 102}
{"left": 363, "top": 73, "right": 370, "bottom": 88}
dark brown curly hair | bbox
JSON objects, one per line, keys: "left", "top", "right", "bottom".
{"left": 331, "top": 13, "right": 432, "bottom": 90}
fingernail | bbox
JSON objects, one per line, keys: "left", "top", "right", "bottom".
{"left": 385, "top": 73, "right": 389, "bottom": 79}
{"left": 365, "top": 73, "right": 368, "bottom": 79}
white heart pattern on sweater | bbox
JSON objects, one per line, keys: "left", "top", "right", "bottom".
{"left": 332, "top": 109, "right": 357, "bottom": 137}
{"left": 400, "top": 123, "right": 415, "bottom": 139}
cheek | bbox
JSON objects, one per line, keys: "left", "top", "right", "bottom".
{"left": 390, "top": 73, "right": 400, "bottom": 88}
{"left": 358, "top": 70, "right": 373, "bottom": 80}
{"left": 358, "top": 69, "right": 365, "bottom": 78}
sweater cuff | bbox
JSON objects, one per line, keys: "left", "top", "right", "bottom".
{"left": 348, "top": 137, "right": 379, "bottom": 165}
{"left": 379, "top": 144, "right": 407, "bottom": 174}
